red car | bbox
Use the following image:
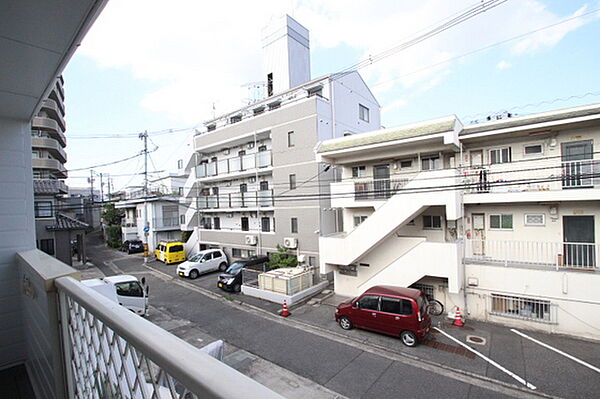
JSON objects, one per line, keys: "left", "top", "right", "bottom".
{"left": 335, "top": 285, "right": 431, "bottom": 347}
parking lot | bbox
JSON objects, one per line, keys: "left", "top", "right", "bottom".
{"left": 88, "top": 241, "right": 600, "bottom": 399}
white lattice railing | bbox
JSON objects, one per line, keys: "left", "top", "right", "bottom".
{"left": 56, "top": 276, "right": 281, "bottom": 399}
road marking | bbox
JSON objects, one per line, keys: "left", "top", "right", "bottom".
{"left": 511, "top": 328, "right": 600, "bottom": 374}
{"left": 433, "top": 327, "right": 537, "bottom": 390}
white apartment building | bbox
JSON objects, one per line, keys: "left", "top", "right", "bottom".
{"left": 317, "top": 103, "right": 600, "bottom": 341}
{"left": 181, "top": 15, "right": 381, "bottom": 264}
{"left": 116, "top": 174, "right": 186, "bottom": 249}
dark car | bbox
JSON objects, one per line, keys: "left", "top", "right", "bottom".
{"left": 121, "top": 240, "right": 144, "bottom": 254}
{"left": 217, "top": 255, "right": 269, "bottom": 292}
{"left": 335, "top": 285, "right": 431, "bottom": 347}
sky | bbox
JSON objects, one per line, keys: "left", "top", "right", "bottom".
{"left": 62, "top": 0, "right": 600, "bottom": 192}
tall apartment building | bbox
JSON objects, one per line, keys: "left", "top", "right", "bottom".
{"left": 32, "top": 76, "right": 88, "bottom": 265}
{"left": 181, "top": 15, "right": 380, "bottom": 265}
{"left": 316, "top": 103, "right": 600, "bottom": 340}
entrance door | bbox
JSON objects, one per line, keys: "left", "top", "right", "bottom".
{"left": 562, "top": 141, "right": 593, "bottom": 188}
{"left": 563, "top": 216, "right": 595, "bottom": 267}
{"left": 373, "top": 164, "right": 390, "bottom": 198}
{"left": 472, "top": 213, "right": 485, "bottom": 256}
{"left": 470, "top": 150, "right": 483, "bottom": 167}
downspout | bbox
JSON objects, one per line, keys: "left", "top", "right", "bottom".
{"left": 254, "top": 130, "right": 262, "bottom": 255}
{"left": 460, "top": 141, "right": 468, "bottom": 315}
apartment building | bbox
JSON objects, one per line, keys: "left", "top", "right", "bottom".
{"left": 316, "top": 103, "right": 600, "bottom": 340}
{"left": 181, "top": 15, "right": 381, "bottom": 265}
{"left": 116, "top": 174, "right": 186, "bottom": 249}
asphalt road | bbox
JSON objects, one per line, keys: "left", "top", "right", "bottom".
{"left": 86, "top": 233, "right": 600, "bottom": 399}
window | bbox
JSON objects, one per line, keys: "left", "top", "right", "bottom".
{"left": 490, "top": 214, "right": 513, "bottom": 229}
{"left": 308, "top": 256, "right": 316, "bottom": 267}
{"left": 525, "top": 214, "right": 545, "bottom": 226}
{"left": 177, "top": 159, "right": 184, "bottom": 169}
{"left": 32, "top": 151, "right": 41, "bottom": 158}
{"left": 380, "top": 297, "right": 413, "bottom": 316}
{"left": 359, "top": 104, "right": 370, "bottom": 122}
{"left": 287, "top": 131, "right": 295, "bottom": 147}
{"left": 524, "top": 144, "right": 543, "bottom": 155}
{"left": 232, "top": 248, "right": 242, "bottom": 257}
{"left": 213, "top": 217, "right": 220, "bottom": 230}
{"left": 307, "top": 87, "right": 322, "bottom": 97}
{"left": 353, "top": 215, "right": 368, "bottom": 227}
{"left": 357, "top": 295, "right": 379, "bottom": 310}
{"left": 169, "top": 245, "right": 183, "bottom": 253}
{"left": 115, "top": 282, "right": 144, "bottom": 297}
{"left": 423, "top": 215, "right": 442, "bottom": 229}
{"left": 253, "top": 107, "right": 265, "bottom": 116}
{"left": 289, "top": 174, "right": 296, "bottom": 190}
{"left": 259, "top": 181, "right": 269, "bottom": 190}
{"left": 207, "top": 124, "right": 216, "bottom": 132}
{"left": 241, "top": 217, "right": 249, "bottom": 231}
{"left": 267, "top": 73, "right": 273, "bottom": 97}
{"left": 33, "top": 171, "right": 42, "bottom": 179}
{"left": 490, "top": 147, "right": 512, "bottom": 164}
{"left": 230, "top": 115, "right": 242, "bottom": 124}
{"left": 180, "top": 214, "right": 185, "bottom": 225}
{"left": 491, "top": 294, "right": 552, "bottom": 323}
{"left": 421, "top": 156, "right": 440, "bottom": 171}
{"left": 291, "top": 217, "right": 298, "bottom": 233}
{"left": 351, "top": 165, "right": 367, "bottom": 178}
{"left": 258, "top": 145, "right": 267, "bottom": 152}
{"left": 407, "top": 219, "right": 416, "bottom": 226}
{"left": 261, "top": 217, "right": 270, "bottom": 232}
{"left": 38, "top": 239, "right": 55, "bottom": 255}
{"left": 178, "top": 187, "right": 184, "bottom": 196}
{"left": 239, "top": 183, "right": 247, "bottom": 193}
{"left": 400, "top": 160, "right": 412, "bottom": 169}
{"left": 34, "top": 201, "right": 53, "bottom": 218}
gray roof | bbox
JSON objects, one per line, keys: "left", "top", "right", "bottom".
{"left": 46, "top": 213, "right": 89, "bottom": 231}
{"left": 463, "top": 103, "right": 600, "bottom": 135}
{"left": 34, "top": 179, "right": 67, "bottom": 195}
{"left": 317, "top": 117, "right": 457, "bottom": 153}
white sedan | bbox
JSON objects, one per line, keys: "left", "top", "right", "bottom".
{"left": 177, "top": 249, "right": 228, "bottom": 279}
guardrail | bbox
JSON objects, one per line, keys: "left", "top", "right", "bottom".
{"left": 465, "top": 239, "right": 598, "bottom": 270}
{"left": 352, "top": 177, "right": 412, "bottom": 200}
{"left": 56, "top": 276, "right": 282, "bottom": 399}
{"left": 197, "top": 190, "right": 274, "bottom": 209}
{"left": 196, "top": 151, "right": 272, "bottom": 178}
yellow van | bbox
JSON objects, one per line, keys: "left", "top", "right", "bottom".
{"left": 154, "top": 241, "right": 186, "bottom": 264}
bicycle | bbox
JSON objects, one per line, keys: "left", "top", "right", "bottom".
{"left": 425, "top": 296, "right": 444, "bottom": 316}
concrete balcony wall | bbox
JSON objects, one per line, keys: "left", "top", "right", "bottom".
{"left": 40, "top": 99, "right": 66, "bottom": 131}
{"left": 32, "top": 116, "right": 66, "bottom": 147}
{"left": 32, "top": 158, "right": 67, "bottom": 178}
{"left": 31, "top": 136, "right": 67, "bottom": 163}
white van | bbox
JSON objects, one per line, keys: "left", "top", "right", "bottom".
{"left": 83, "top": 275, "right": 149, "bottom": 316}
{"left": 177, "top": 249, "right": 228, "bottom": 279}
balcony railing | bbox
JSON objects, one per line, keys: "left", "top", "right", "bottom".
{"left": 351, "top": 177, "right": 412, "bottom": 200}
{"left": 196, "top": 151, "right": 272, "bottom": 178}
{"left": 197, "top": 190, "right": 274, "bottom": 209}
{"left": 465, "top": 239, "right": 598, "bottom": 270}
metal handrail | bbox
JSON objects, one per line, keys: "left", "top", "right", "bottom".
{"left": 55, "top": 276, "right": 282, "bottom": 399}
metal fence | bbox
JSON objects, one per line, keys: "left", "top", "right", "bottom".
{"left": 56, "top": 276, "right": 281, "bottom": 399}
{"left": 465, "top": 239, "right": 598, "bottom": 270}
{"left": 489, "top": 293, "right": 556, "bottom": 324}
{"left": 242, "top": 267, "right": 318, "bottom": 295}
{"left": 353, "top": 177, "right": 411, "bottom": 200}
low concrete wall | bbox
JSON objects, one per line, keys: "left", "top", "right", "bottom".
{"left": 242, "top": 281, "right": 329, "bottom": 306}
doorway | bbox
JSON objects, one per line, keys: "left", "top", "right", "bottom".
{"left": 562, "top": 140, "right": 593, "bottom": 188}
{"left": 471, "top": 213, "right": 485, "bottom": 256}
{"left": 563, "top": 215, "right": 595, "bottom": 267}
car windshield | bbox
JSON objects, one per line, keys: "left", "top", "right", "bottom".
{"left": 225, "top": 262, "right": 245, "bottom": 274}
{"left": 189, "top": 253, "right": 204, "bottom": 262}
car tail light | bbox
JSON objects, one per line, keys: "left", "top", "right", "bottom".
{"left": 417, "top": 310, "right": 422, "bottom": 322}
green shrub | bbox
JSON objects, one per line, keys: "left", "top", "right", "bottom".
{"left": 105, "top": 225, "right": 122, "bottom": 248}
{"left": 267, "top": 245, "right": 298, "bottom": 270}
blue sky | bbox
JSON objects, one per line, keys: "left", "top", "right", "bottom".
{"left": 63, "top": 0, "right": 600, "bottom": 191}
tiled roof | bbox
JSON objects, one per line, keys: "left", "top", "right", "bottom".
{"left": 46, "top": 213, "right": 89, "bottom": 231}
{"left": 317, "top": 117, "right": 457, "bottom": 153}
{"left": 33, "top": 179, "right": 67, "bottom": 195}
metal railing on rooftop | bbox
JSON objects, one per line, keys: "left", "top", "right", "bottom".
{"left": 196, "top": 151, "right": 272, "bottom": 178}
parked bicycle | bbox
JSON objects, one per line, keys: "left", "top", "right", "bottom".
{"left": 425, "top": 295, "right": 444, "bottom": 316}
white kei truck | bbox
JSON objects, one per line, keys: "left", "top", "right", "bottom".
{"left": 82, "top": 275, "right": 149, "bottom": 316}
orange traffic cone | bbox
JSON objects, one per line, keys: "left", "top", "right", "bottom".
{"left": 452, "top": 307, "right": 464, "bottom": 327}
{"left": 280, "top": 300, "right": 291, "bottom": 317}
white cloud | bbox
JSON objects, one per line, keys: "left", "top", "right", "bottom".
{"left": 496, "top": 60, "right": 512, "bottom": 70}
{"left": 382, "top": 98, "right": 407, "bottom": 114}
{"left": 77, "top": 0, "right": 598, "bottom": 124}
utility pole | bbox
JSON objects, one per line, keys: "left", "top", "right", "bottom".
{"left": 89, "top": 169, "right": 95, "bottom": 203}
{"left": 107, "top": 174, "right": 112, "bottom": 199}
{"left": 140, "top": 130, "right": 149, "bottom": 263}
{"left": 99, "top": 173, "right": 104, "bottom": 203}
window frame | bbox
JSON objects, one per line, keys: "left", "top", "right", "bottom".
{"left": 524, "top": 213, "right": 545, "bottom": 226}
{"left": 289, "top": 174, "right": 296, "bottom": 190}
{"left": 489, "top": 214, "right": 513, "bottom": 230}
{"left": 524, "top": 143, "right": 543, "bottom": 157}
{"left": 351, "top": 165, "right": 367, "bottom": 178}
{"left": 490, "top": 293, "right": 553, "bottom": 323}
{"left": 489, "top": 147, "right": 512, "bottom": 164}
{"left": 357, "top": 295, "right": 379, "bottom": 310}
{"left": 261, "top": 217, "right": 270, "bottom": 232}
{"left": 287, "top": 131, "right": 295, "bottom": 147}
{"left": 421, "top": 155, "right": 440, "bottom": 171}
{"left": 422, "top": 215, "right": 442, "bottom": 230}
{"left": 359, "top": 104, "right": 370, "bottom": 122}
{"left": 291, "top": 217, "right": 298, "bottom": 234}
{"left": 241, "top": 217, "right": 249, "bottom": 232}
{"left": 353, "top": 215, "right": 368, "bottom": 227}
{"left": 34, "top": 200, "right": 54, "bottom": 218}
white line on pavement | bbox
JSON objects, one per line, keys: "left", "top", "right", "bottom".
{"left": 433, "top": 327, "right": 537, "bottom": 390}
{"left": 510, "top": 328, "right": 600, "bottom": 374}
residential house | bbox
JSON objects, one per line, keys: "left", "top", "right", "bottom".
{"left": 316, "top": 103, "right": 600, "bottom": 340}
{"left": 181, "top": 15, "right": 381, "bottom": 266}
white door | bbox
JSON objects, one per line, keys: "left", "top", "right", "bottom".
{"left": 472, "top": 213, "right": 485, "bottom": 256}
{"left": 115, "top": 281, "right": 147, "bottom": 315}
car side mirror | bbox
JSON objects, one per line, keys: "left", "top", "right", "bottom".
{"left": 141, "top": 277, "right": 146, "bottom": 286}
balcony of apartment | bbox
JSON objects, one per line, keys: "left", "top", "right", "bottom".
{"left": 122, "top": 218, "right": 138, "bottom": 235}
{"left": 14, "top": 249, "right": 280, "bottom": 399}
{"left": 31, "top": 136, "right": 67, "bottom": 163}
{"left": 32, "top": 157, "right": 68, "bottom": 178}
{"left": 465, "top": 239, "right": 599, "bottom": 271}
{"left": 196, "top": 150, "right": 273, "bottom": 182}
{"left": 32, "top": 116, "right": 66, "bottom": 146}
{"left": 197, "top": 190, "right": 274, "bottom": 211}
{"left": 152, "top": 217, "right": 180, "bottom": 231}
{"left": 40, "top": 98, "right": 66, "bottom": 131}
{"left": 463, "top": 158, "right": 600, "bottom": 204}
{"left": 330, "top": 174, "right": 417, "bottom": 209}
{"left": 33, "top": 178, "right": 68, "bottom": 195}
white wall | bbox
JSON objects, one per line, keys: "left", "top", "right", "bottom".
{"left": 332, "top": 73, "right": 380, "bottom": 136}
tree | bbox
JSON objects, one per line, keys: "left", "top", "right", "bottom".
{"left": 266, "top": 245, "right": 298, "bottom": 270}
{"left": 105, "top": 225, "right": 122, "bottom": 248}
{"left": 102, "top": 203, "right": 123, "bottom": 226}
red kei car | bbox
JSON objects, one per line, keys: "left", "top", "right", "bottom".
{"left": 335, "top": 285, "right": 431, "bottom": 347}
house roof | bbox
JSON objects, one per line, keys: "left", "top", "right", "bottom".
{"left": 33, "top": 179, "right": 66, "bottom": 195}
{"left": 317, "top": 116, "right": 458, "bottom": 153}
{"left": 46, "top": 213, "right": 89, "bottom": 231}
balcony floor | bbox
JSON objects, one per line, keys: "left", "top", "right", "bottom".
{"left": 0, "top": 365, "right": 35, "bottom": 399}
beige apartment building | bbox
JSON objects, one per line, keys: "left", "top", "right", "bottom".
{"left": 317, "top": 103, "right": 600, "bottom": 340}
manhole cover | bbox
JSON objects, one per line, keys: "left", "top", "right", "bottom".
{"left": 466, "top": 335, "right": 486, "bottom": 345}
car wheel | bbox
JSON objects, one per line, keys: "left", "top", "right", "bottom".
{"left": 218, "top": 262, "right": 227, "bottom": 272}
{"left": 232, "top": 283, "right": 241, "bottom": 292}
{"left": 338, "top": 316, "right": 353, "bottom": 330}
{"left": 400, "top": 331, "right": 418, "bottom": 347}
{"left": 189, "top": 270, "right": 199, "bottom": 279}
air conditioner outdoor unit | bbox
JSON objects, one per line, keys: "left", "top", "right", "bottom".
{"left": 223, "top": 148, "right": 230, "bottom": 155}
{"left": 245, "top": 235, "right": 257, "bottom": 245}
{"left": 283, "top": 237, "right": 298, "bottom": 249}
{"left": 247, "top": 142, "right": 255, "bottom": 149}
